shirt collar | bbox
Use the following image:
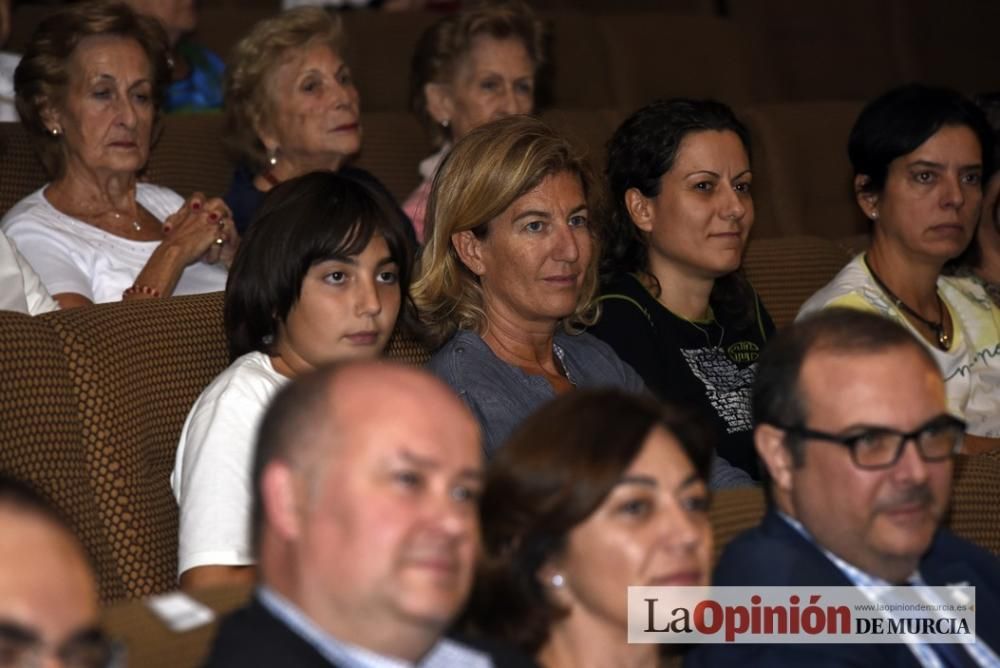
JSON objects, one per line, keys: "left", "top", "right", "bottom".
{"left": 256, "top": 586, "right": 491, "bottom": 668}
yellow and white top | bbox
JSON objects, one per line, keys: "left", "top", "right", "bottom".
{"left": 798, "top": 254, "right": 1000, "bottom": 438}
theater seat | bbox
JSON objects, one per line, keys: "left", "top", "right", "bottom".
{"left": 740, "top": 101, "right": 867, "bottom": 240}
{"left": 596, "top": 14, "right": 760, "bottom": 110}
{"left": 742, "top": 235, "right": 853, "bottom": 328}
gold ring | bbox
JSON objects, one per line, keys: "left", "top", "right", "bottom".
{"left": 214, "top": 237, "right": 225, "bottom": 246}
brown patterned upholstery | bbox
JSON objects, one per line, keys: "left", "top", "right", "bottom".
{"left": 947, "top": 454, "right": 1000, "bottom": 556}
{"left": 742, "top": 235, "right": 853, "bottom": 328}
{"left": 41, "top": 293, "right": 230, "bottom": 601}
{"left": 0, "top": 122, "right": 49, "bottom": 218}
{"left": 353, "top": 111, "right": 432, "bottom": 203}
{"left": 740, "top": 101, "right": 867, "bottom": 239}
{"left": 597, "top": 14, "right": 759, "bottom": 110}
{"left": 0, "top": 310, "right": 124, "bottom": 599}
{"left": 145, "top": 115, "right": 234, "bottom": 199}
{"left": 708, "top": 486, "right": 766, "bottom": 566}
{"left": 2, "top": 291, "right": 431, "bottom": 603}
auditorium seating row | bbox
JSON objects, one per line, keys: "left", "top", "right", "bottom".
{"left": 7, "top": 2, "right": 998, "bottom": 112}
{"left": 0, "top": 101, "right": 871, "bottom": 241}
{"left": 2, "top": 240, "right": 999, "bottom": 608}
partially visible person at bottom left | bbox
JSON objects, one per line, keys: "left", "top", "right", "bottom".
{"left": 202, "top": 361, "right": 498, "bottom": 667}
{"left": 2, "top": 2, "right": 237, "bottom": 308}
{"left": 467, "top": 389, "right": 712, "bottom": 668}
{"left": 0, "top": 474, "right": 117, "bottom": 668}
{"left": 0, "top": 228, "right": 57, "bottom": 315}
{"left": 172, "top": 170, "right": 416, "bottom": 592}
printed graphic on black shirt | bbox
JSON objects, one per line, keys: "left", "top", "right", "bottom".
{"left": 680, "top": 343, "right": 759, "bottom": 434}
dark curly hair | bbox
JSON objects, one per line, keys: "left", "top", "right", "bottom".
{"left": 603, "top": 98, "right": 755, "bottom": 325}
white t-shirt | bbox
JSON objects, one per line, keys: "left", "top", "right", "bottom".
{"left": 172, "top": 351, "right": 289, "bottom": 576}
{"left": 798, "top": 255, "right": 1000, "bottom": 437}
{"left": 0, "top": 184, "right": 228, "bottom": 303}
{"left": 0, "top": 229, "right": 58, "bottom": 315}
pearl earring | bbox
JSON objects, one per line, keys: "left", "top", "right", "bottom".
{"left": 441, "top": 118, "right": 450, "bottom": 129}
{"left": 871, "top": 210, "right": 879, "bottom": 220}
{"left": 551, "top": 573, "right": 565, "bottom": 588}
{"left": 50, "top": 127, "right": 61, "bottom": 137}
{"left": 267, "top": 148, "right": 279, "bottom": 167}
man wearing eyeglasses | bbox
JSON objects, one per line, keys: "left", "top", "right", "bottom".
{"left": 0, "top": 475, "right": 118, "bottom": 668}
{"left": 685, "top": 308, "right": 1000, "bottom": 668}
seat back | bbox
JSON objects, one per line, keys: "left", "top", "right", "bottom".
{"left": 0, "top": 309, "right": 126, "bottom": 601}
{"left": 728, "top": 0, "right": 913, "bottom": 102}
{"left": 948, "top": 453, "right": 1000, "bottom": 556}
{"left": 597, "top": 14, "right": 759, "bottom": 110}
{"left": 0, "top": 122, "right": 48, "bottom": 219}
{"left": 742, "top": 235, "right": 853, "bottom": 328}
{"left": 41, "top": 293, "right": 231, "bottom": 600}
{"left": 741, "top": 101, "right": 867, "bottom": 239}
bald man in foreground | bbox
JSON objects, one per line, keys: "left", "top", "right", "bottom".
{"left": 204, "top": 361, "right": 502, "bottom": 667}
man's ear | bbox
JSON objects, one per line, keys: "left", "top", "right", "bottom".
{"left": 261, "top": 462, "right": 302, "bottom": 541}
{"left": 451, "top": 229, "right": 486, "bottom": 276}
{"left": 624, "top": 187, "right": 654, "bottom": 233}
{"left": 424, "top": 82, "right": 454, "bottom": 127}
{"left": 755, "top": 424, "right": 795, "bottom": 494}
{"left": 854, "top": 174, "right": 880, "bottom": 220}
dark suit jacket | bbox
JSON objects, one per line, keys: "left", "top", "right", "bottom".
{"left": 684, "top": 510, "right": 1000, "bottom": 667}
{"left": 202, "top": 595, "right": 341, "bottom": 668}
{"left": 202, "top": 594, "right": 540, "bottom": 668}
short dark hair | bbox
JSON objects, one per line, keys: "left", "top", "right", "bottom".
{"left": 224, "top": 170, "right": 418, "bottom": 360}
{"left": 15, "top": 1, "right": 171, "bottom": 178}
{"left": 466, "top": 389, "right": 712, "bottom": 654}
{"left": 849, "top": 84, "right": 994, "bottom": 195}
{"left": 753, "top": 308, "right": 940, "bottom": 465}
{"left": 603, "top": 98, "right": 755, "bottom": 325}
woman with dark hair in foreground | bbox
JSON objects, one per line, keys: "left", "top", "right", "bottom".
{"left": 469, "top": 389, "right": 713, "bottom": 668}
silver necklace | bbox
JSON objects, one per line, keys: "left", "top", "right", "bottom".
{"left": 111, "top": 211, "right": 142, "bottom": 232}
{"left": 681, "top": 310, "right": 726, "bottom": 349}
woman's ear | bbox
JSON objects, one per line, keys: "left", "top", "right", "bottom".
{"left": 854, "top": 174, "right": 880, "bottom": 220}
{"left": 39, "top": 98, "right": 61, "bottom": 135}
{"left": 624, "top": 187, "right": 654, "bottom": 233}
{"left": 537, "top": 560, "right": 574, "bottom": 608}
{"left": 424, "top": 82, "right": 454, "bottom": 127}
{"left": 451, "top": 229, "right": 486, "bottom": 276}
{"left": 252, "top": 111, "right": 279, "bottom": 157}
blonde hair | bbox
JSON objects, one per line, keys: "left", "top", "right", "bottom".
{"left": 412, "top": 115, "right": 598, "bottom": 348}
{"left": 223, "top": 7, "right": 347, "bottom": 171}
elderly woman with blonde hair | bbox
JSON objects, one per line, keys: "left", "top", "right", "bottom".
{"left": 414, "top": 115, "right": 752, "bottom": 487}
{"left": 223, "top": 7, "right": 380, "bottom": 234}
{"left": 405, "top": 0, "right": 544, "bottom": 240}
